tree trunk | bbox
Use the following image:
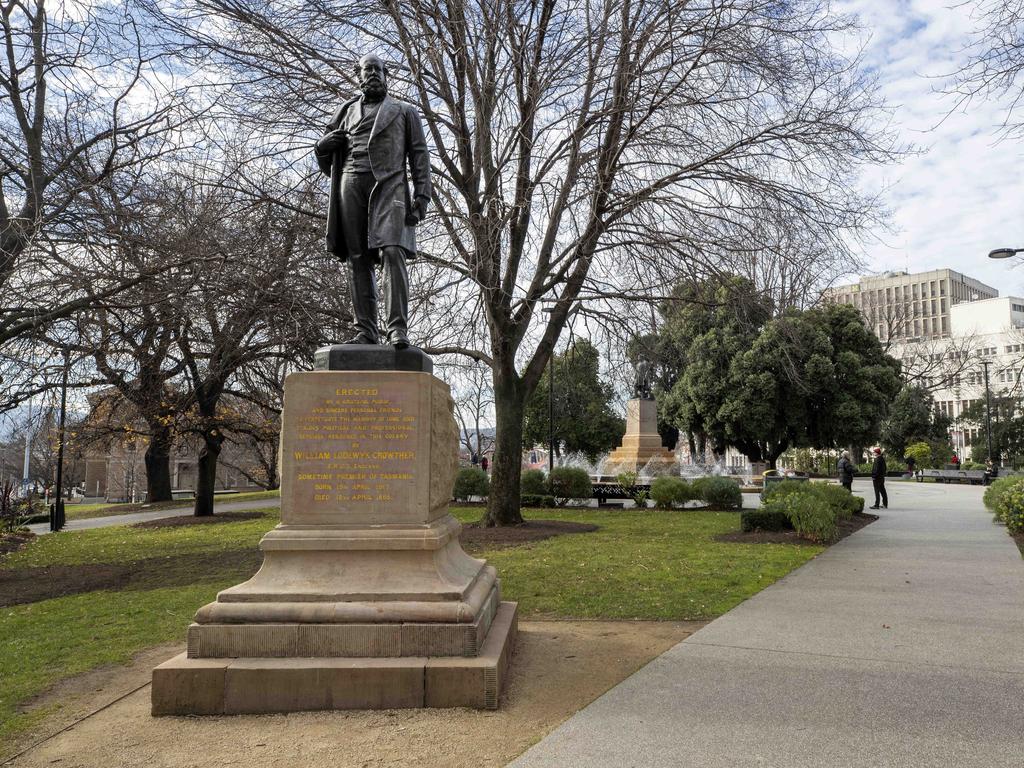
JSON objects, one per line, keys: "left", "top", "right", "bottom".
{"left": 484, "top": 372, "right": 525, "bottom": 527}
{"left": 194, "top": 431, "right": 224, "bottom": 516}
{"left": 144, "top": 424, "right": 174, "bottom": 502}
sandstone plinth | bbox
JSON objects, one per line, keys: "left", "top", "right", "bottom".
{"left": 603, "top": 398, "right": 676, "bottom": 474}
{"left": 152, "top": 370, "right": 516, "bottom": 715}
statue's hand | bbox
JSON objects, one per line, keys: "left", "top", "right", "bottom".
{"left": 316, "top": 129, "right": 346, "bottom": 154}
{"left": 405, "top": 200, "right": 424, "bottom": 226}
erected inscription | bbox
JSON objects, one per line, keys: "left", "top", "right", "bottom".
{"left": 293, "top": 387, "right": 416, "bottom": 504}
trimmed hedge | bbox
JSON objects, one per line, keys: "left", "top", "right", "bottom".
{"left": 759, "top": 480, "right": 863, "bottom": 543}
{"left": 650, "top": 477, "right": 694, "bottom": 509}
{"left": 520, "top": 469, "right": 547, "bottom": 497}
{"left": 546, "top": 467, "right": 593, "bottom": 505}
{"left": 984, "top": 475, "right": 1024, "bottom": 532}
{"left": 453, "top": 467, "right": 489, "bottom": 501}
{"left": 698, "top": 476, "right": 742, "bottom": 510}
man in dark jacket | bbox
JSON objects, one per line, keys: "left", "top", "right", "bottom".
{"left": 869, "top": 447, "right": 888, "bottom": 509}
{"left": 314, "top": 54, "right": 432, "bottom": 348}
{"left": 837, "top": 450, "right": 855, "bottom": 492}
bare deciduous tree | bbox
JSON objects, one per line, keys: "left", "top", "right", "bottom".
{"left": 950, "top": 0, "right": 1024, "bottom": 138}
{"left": 149, "top": 0, "right": 900, "bottom": 525}
{"left": 0, "top": 0, "right": 194, "bottom": 347}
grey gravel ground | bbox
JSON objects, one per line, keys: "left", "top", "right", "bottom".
{"left": 510, "top": 479, "right": 1024, "bottom": 768}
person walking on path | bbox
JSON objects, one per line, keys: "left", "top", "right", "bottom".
{"left": 870, "top": 446, "right": 888, "bottom": 509}
{"left": 837, "top": 450, "right": 855, "bottom": 491}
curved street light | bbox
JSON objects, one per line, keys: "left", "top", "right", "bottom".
{"left": 988, "top": 247, "right": 1024, "bottom": 259}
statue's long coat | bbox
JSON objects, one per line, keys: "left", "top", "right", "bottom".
{"left": 315, "top": 95, "right": 432, "bottom": 260}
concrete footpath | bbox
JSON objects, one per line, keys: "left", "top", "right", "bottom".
{"left": 27, "top": 497, "right": 281, "bottom": 535}
{"left": 511, "top": 480, "right": 1024, "bottom": 767}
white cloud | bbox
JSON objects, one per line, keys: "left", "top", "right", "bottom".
{"left": 836, "top": 0, "right": 1024, "bottom": 294}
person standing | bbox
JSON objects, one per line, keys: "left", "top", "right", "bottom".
{"left": 869, "top": 447, "right": 888, "bottom": 510}
{"left": 837, "top": 450, "right": 854, "bottom": 492}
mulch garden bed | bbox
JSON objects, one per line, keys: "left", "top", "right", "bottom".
{"left": 131, "top": 511, "right": 266, "bottom": 529}
{"left": 0, "top": 517, "right": 598, "bottom": 608}
{"left": 0, "top": 531, "right": 35, "bottom": 557}
{"left": 715, "top": 511, "right": 878, "bottom": 546}
{"left": 0, "top": 549, "right": 264, "bottom": 608}
{"left": 460, "top": 519, "right": 599, "bottom": 551}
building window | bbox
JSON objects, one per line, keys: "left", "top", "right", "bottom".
{"left": 1013, "top": 303, "right": 1024, "bottom": 313}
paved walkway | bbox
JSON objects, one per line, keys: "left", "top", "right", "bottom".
{"left": 27, "top": 498, "right": 281, "bottom": 535}
{"left": 511, "top": 480, "right": 1024, "bottom": 767}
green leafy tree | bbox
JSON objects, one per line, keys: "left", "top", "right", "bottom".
{"left": 880, "top": 386, "right": 951, "bottom": 459}
{"left": 904, "top": 441, "right": 933, "bottom": 469}
{"left": 656, "top": 288, "right": 900, "bottom": 467}
{"left": 656, "top": 278, "right": 773, "bottom": 458}
{"left": 523, "top": 340, "right": 624, "bottom": 463}
{"left": 802, "top": 303, "right": 903, "bottom": 452}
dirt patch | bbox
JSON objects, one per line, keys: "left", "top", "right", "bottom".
{"left": 0, "top": 521, "right": 594, "bottom": 608}
{"left": 0, "top": 549, "right": 263, "bottom": 608}
{"left": 715, "top": 511, "right": 879, "bottom": 545}
{"left": 131, "top": 511, "right": 267, "bottom": 529}
{"left": 459, "top": 519, "right": 599, "bottom": 552}
{"left": 5, "top": 620, "right": 702, "bottom": 768}
{"left": 0, "top": 531, "right": 35, "bottom": 557}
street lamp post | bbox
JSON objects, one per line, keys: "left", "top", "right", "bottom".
{"left": 981, "top": 359, "right": 994, "bottom": 464}
{"left": 50, "top": 346, "right": 70, "bottom": 532}
{"left": 541, "top": 306, "right": 556, "bottom": 473}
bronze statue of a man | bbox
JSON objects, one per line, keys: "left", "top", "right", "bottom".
{"left": 315, "top": 54, "right": 432, "bottom": 348}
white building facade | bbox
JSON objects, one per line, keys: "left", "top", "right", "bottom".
{"left": 826, "top": 270, "right": 1022, "bottom": 460}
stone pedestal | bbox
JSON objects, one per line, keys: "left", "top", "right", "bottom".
{"left": 152, "top": 358, "right": 517, "bottom": 715}
{"left": 603, "top": 398, "right": 676, "bottom": 474}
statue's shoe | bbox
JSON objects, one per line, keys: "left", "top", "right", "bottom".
{"left": 342, "top": 333, "right": 379, "bottom": 345}
{"left": 388, "top": 333, "right": 410, "bottom": 349}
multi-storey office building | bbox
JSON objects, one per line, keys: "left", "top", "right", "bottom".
{"left": 825, "top": 269, "right": 998, "bottom": 343}
{"left": 826, "top": 270, "right": 1024, "bottom": 459}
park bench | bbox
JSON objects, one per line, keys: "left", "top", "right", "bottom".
{"left": 916, "top": 469, "right": 986, "bottom": 485}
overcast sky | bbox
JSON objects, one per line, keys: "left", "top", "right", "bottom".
{"left": 835, "top": 0, "right": 1024, "bottom": 295}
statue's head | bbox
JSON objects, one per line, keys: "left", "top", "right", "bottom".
{"left": 356, "top": 54, "right": 388, "bottom": 101}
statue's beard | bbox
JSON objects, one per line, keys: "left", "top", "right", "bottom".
{"left": 361, "top": 79, "right": 386, "bottom": 101}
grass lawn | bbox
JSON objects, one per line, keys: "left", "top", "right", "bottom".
{"left": 64, "top": 490, "right": 281, "bottom": 521}
{"left": 0, "top": 504, "right": 821, "bottom": 754}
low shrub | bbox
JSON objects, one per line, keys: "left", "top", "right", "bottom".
{"left": 650, "top": 476, "right": 690, "bottom": 509}
{"left": 632, "top": 489, "right": 650, "bottom": 508}
{"left": 546, "top": 467, "right": 593, "bottom": 505}
{"left": 988, "top": 475, "right": 1024, "bottom": 528}
{"left": 760, "top": 480, "right": 866, "bottom": 542}
{"left": 520, "top": 494, "right": 557, "bottom": 508}
{"left": 698, "top": 476, "right": 742, "bottom": 510}
{"left": 740, "top": 509, "right": 793, "bottom": 532}
{"left": 983, "top": 475, "right": 1024, "bottom": 516}
{"left": 813, "top": 483, "right": 859, "bottom": 520}
{"left": 520, "top": 469, "right": 547, "bottom": 496}
{"left": 617, "top": 471, "right": 639, "bottom": 491}
{"left": 452, "top": 467, "right": 489, "bottom": 501}
{"left": 781, "top": 491, "right": 838, "bottom": 543}
{"left": 1000, "top": 485, "right": 1024, "bottom": 533}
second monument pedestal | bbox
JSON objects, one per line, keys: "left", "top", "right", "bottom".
{"left": 152, "top": 364, "right": 517, "bottom": 714}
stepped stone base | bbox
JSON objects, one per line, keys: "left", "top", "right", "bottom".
{"left": 186, "top": 583, "right": 501, "bottom": 659}
{"left": 152, "top": 369, "right": 517, "bottom": 715}
{"left": 603, "top": 398, "right": 676, "bottom": 474}
{"left": 153, "top": 602, "right": 517, "bottom": 714}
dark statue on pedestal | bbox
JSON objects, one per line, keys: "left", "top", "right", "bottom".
{"left": 633, "top": 359, "right": 653, "bottom": 400}
{"left": 315, "top": 54, "right": 432, "bottom": 349}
